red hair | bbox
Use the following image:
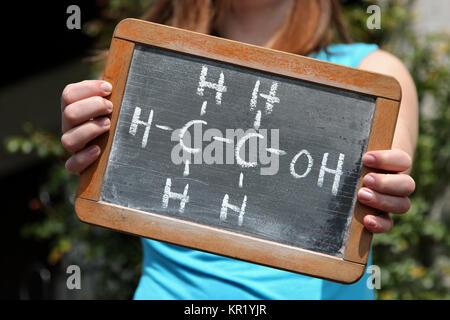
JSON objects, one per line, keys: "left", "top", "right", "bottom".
{"left": 141, "top": 0, "right": 350, "bottom": 55}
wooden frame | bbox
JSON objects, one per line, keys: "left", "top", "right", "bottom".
{"left": 75, "top": 19, "right": 401, "bottom": 283}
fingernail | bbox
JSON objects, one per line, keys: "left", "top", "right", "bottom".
{"left": 101, "top": 81, "right": 112, "bottom": 94}
{"left": 366, "top": 217, "right": 377, "bottom": 228}
{"left": 359, "top": 188, "right": 373, "bottom": 201}
{"left": 87, "top": 145, "right": 100, "bottom": 156}
{"left": 105, "top": 99, "right": 113, "bottom": 112}
{"left": 99, "top": 118, "right": 110, "bottom": 127}
{"left": 362, "top": 154, "right": 376, "bottom": 166}
{"left": 364, "top": 174, "right": 376, "bottom": 187}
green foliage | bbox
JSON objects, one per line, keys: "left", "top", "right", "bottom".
{"left": 84, "top": 0, "right": 153, "bottom": 49}
{"left": 342, "top": 0, "right": 450, "bottom": 299}
{"left": 372, "top": 31, "right": 450, "bottom": 298}
{"left": 5, "top": 125, "right": 142, "bottom": 299}
{"left": 341, "top": 0, "right": 415, "bottom": 46}
{"left": 5, "top": 123, "right": 65, "bottom": 158}
{"left": 5, "top": 0, "right": 449, "bottom": 299}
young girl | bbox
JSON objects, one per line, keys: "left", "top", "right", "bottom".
{"left": 60, "top": 0, "right": 417, "bottom": 299}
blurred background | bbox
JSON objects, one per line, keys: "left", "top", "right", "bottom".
{"left": 0, "top": 0, "right": 448, "bottom": 299}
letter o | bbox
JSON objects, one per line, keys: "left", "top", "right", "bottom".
{"left": 290, "top": 150, "right": 313, "bottom": 179}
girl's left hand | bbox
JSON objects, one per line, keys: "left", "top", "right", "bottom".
{"left": 357, "top": 149, "right": 415, "bottom": 234}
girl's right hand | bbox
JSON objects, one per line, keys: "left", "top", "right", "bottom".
{"left": 61, "top": 80, "right": 113, "bottom": 174}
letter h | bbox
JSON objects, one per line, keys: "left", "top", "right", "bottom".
{"left": 197, "top": 66, "right": 227, "bottom": 116}
{"left": 162, "top": 178, "right": 190, "bottom": 214}
{"left": 129, "top": 107, "right": 154, "bottom": 148}
{"left": 220, "top": 194, "right": 247, "bottom": 226}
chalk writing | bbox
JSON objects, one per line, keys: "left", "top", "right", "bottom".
{"left": 125, "top": 66, "right": 349, "bottom": 227}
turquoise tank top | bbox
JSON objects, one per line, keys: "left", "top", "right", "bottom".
{"left": 133, "top": 43, "right": 379, "bottom": 300}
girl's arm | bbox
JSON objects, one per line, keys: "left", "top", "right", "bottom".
{"left": 357, "top": 49, "right": 419, "bottom": 233}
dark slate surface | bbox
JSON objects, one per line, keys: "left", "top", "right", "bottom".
{"left": 100, "top": 44, "right": 375, "bottom": 257}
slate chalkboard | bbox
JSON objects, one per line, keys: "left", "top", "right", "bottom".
{"left": 100, "top": 44, "right": 375, "bottom": 257}
{"left": 75, "top": 19, "right": 401, "bottom": 283}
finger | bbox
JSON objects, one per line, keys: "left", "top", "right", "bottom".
{"left": 65, "top": 145, "right": 101, "bottom": 174}
{"left": 357, "top": 187, "right": 411, "bottom": 214}
{"left": 63, "top": 96, "right": 113, "bottom": 131}
{"left": 61, "top": 117, "right": 110, "bottom": 153}
{"left": 362, "top": 149, "right": 412, "bottom": 172}
{"left": 363, "top": 173, "right": 415, "bottom": 197}
{"left": 61, "top": 80, "right": 112, "bottom": 109}
{"left": 363, "top": 213, "right": 393, "bottom": 234}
